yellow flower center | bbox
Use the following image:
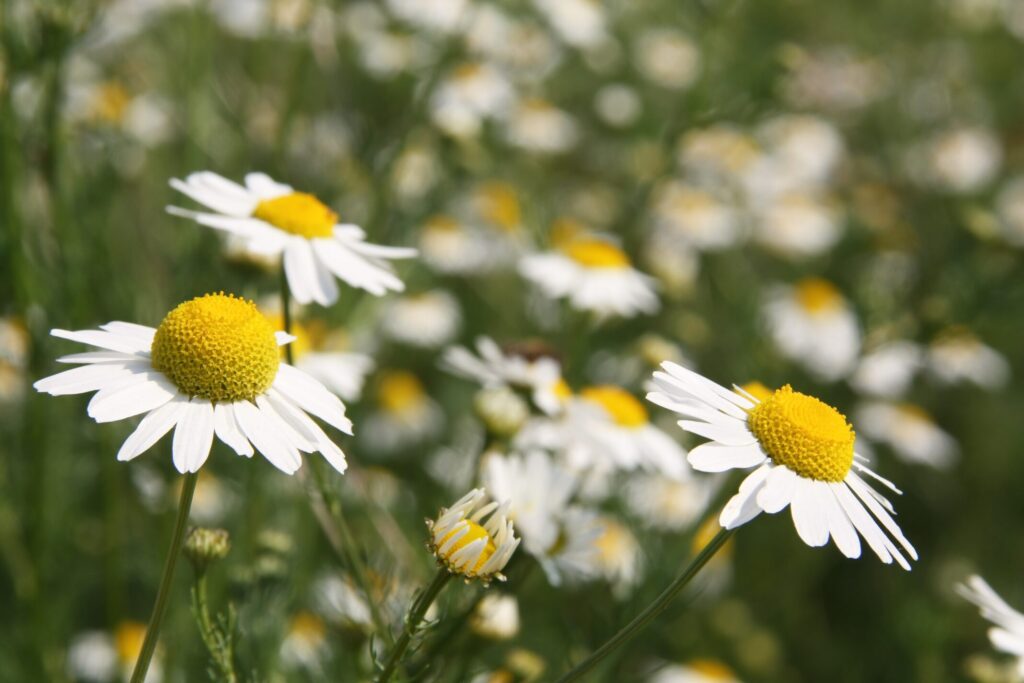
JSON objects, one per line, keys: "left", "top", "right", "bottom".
{"left": 740, "top": 381, "right": 774, "bottom": 402}
{"left": 151, "top": 293, "right": 279, "bottom": 402}
{"left": 114, "top": 621, "right": 147, "bottom": 663}
{"left": 552, "top": 378, "right": 573, "bottom": 401}
{"left": 377, "top": 371, "right": 425, "bottom": 413}
{"left": 252, "top": 192, "right": 337, "bottom": 239}
{"left": 581, "top": 385, "right": 648, "bottom": 428}
{"left": 747, "top": 385, "right": 854, "bottom": 482}
{"left": 794, "top": 277, "right": 843, "bottom": 314}
{"left": 688, "top": 659, "right": 737, "bottom": 680}
{"left": 93, "top": 82, "right": 131, "bottom": 124}
{"left": 439, "top": 520, "right": 496, "bottom": 573}
{"left": 563, "top": 239, "right": 631, "bottom": 269}
{"left": 477, "top": 182, "right": 521, "bottom": 232}
{"left": 289, "top": 611, "right": 327, "bottom": 643}
{"left": 896, "top": 403, "right": 933, "bottom": 424}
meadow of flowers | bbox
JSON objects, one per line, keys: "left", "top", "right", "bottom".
{"left": 4, "top": 0, "right": 1024, "bottom": 681}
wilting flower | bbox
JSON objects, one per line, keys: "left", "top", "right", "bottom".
{"left": 35, "top": 293, "right": 351, "bottom": 474}
{"left": 648, "top": 363, "right": 918, "bottom": 569}
{"left": 519, "top": 237, "right": 659, "bottom": 319}
{"left": 958, "top": 575, "right": 1024, "bottom": 676}
{"left": 426, "top": 488, "right": 520, "bottom": 583}
{"left": 167, "top": 172, "right": 416, "bottom": 305}
{"left": 763, "top": 278, "right": 860, "bottom": 381}
{"left": 855, "top": 402, "right": 958, "bottom": 469}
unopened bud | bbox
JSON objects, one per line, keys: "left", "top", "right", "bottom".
{"left": 183, "top": 527, "right": 230, "bottom": 572}
{"left": 474, "top": 387, "right": 529, "bottom": 438}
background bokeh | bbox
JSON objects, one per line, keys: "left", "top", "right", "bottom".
{"left": 3, "top": 0, "right": 1024, "bottom": 681}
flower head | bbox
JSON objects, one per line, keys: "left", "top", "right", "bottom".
{"left": 648, "top": 362, "right": 918, "bottom": 569}
{"left": 957, "top": 575, "right": 1024, "bottom": 676}
{"left": 427, "top": 488, "right": 520, "bottom": 583}
{"left": 35, "top": 293, "right": 351, "bottom": 475}
{"left": 167, "top": 172, "right": 417, "bottom": 305}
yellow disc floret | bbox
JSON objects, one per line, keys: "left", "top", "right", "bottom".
{"left": 151, "top": 293, "right": 279, "bottom": 402}
{"left": 377, "top": 371, "right": 425, "bottom": 413}
{"left": 563, "top": 239, "right": 631, "bottom": 269}
{"left": 581, "top": 385, "right": 648, "bottom": 428}
{"left": 252, "top": 192, "right": 337, "bottom": 239}
{"left": 794, "top": 277, "right": 843, "bottom": 314}
{"left": 438, "top": 520, "right": 496, "bottom": 574}
{"left": 747, "top": 385, "right": 855, "bottom": 482}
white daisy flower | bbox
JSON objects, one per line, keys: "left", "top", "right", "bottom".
{"left": 633, "top": 29, "right": 701, "bottom": 90}
{"left": 624, "top": 473, "right": 718, "bottom": 532}
{"left": 34, "top": 293, "right": 351, "bottom": 475}
{"left": 593, "top": 516, "right": 643, "bottom": 594}
{"left": 442, "top": 336, "right": 568, "bottom": 415}
{"left": 470, "top": 593, "right": 520, "bottom": 640}
{"left": 924, "top": 126, "right": 1002, "bottom": 193}
{"left": 647, "top": 362, "right": 919, "bottom": 569}
{"left": 648, "top": 660, "right": 741, "bottom": 683}
{"left": 568, "top": 385, "right": 690, "bottom": 480}
{"left": 67, "top": 631, "right": 118, "bottom": 682}
{"left": 167, "top": 171, "right": 417, "bottom": 305}
{"left": 430, "top": 62, "right": 515, "bottom": 138}
{"left": 649, "top": 182, "right": 743, "bottom": 252}
{"left": 519, "top": 237, "right": 659, "bottom": 319}
{"left": 763, "top": 278, "right": 860, "bottom": 381}
{"left": 280, "top": 612, "right": 327, "bottom": 670}
{"left": 380, "top": 290, "right": 462, "bottom": 349}
{"left": 958, "top": 575, "right": 1024, "bottom": 676}
{"left": 503, "top": 98, "right": 578, "bottom": 154}
{"left": 753, "top": 193, "right": 843, "bottom": 259}
{"left": 427, "top": 488, "right": 521, "bottom": 583}
{"left": 532, "top": 0, "right": 608, "bottom": 49}
{"left": 361, "top": 370, "right": 444, "bottom": 453}
{"left": 855, "top": 402, "right": 958, "bottom": 469}
{"left": 850, "top": 341, "right": 923, "bottom": 398}
{"left": 926, "top": 329, "right": 1010, "bottom": 389}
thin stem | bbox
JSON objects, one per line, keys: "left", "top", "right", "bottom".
{"left": 376, "top": 568, "right": 452, "bottom": 683}
{"left": 279, "top": 263, "right": 295, "bottom": 366}
{"left": 554, "top": 527, "right": 736, "bottom": 683}
{"left": 130, "top": 472, "right": 199, "bottom": 683}
{"left": 192, "top": 574, "right": 239, "bottom": 683}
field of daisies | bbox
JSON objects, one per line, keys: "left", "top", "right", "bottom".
{"left": 4, "top": 0, "right": 1024, "bottom": 681}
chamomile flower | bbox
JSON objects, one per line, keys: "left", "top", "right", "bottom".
{"left": 519, "top": 237, "right": 659, "bottom": 319}
{"left": 67, "top": 631, "right": 118, "bottom": 682}
{"left": 280, "top": 611, "right": 328, "bottom": 670}
{"left": 442, "top": 336, "right": 568, "bottom": 415}
{"left": 167, "top": 172, "right": 417, "bottom": 305}
{"left": 850, "top": 341, "right": 923, "bottom": 398}
{"left": 114, "top": 621, "right": 162, "bottom": 683}
{"left": 569, "top": 385, "right": 690, "bottom": 480}
{"left": 593, "top": 516, "right": 643, "bottom": 594}
{"left": 426, "top": 488, "right": 520, "bottom": 583}
{"left": 504, "top": 98, "right": 578, "bottom": 154}
{"left": 764, "top": 278, "right": 861, "bottom": 381}
{"left": 649, "top": 182, "right": 743, "bottom": 252}
{"left": 430, "top": 62, "right": 514, "bottom": 138}
{"left": 648, "top": 362, "right": 919, "bottom": 569}
{"left": 361, "top": 371, "right": 443, "bottom": 453}
{"left": 958, "top": 575, "right": 1024, "bottom": 676}
{"left": 380, "top": 290, "right": 462, "bottom": 349}
{"left": 648, "top": 660, "right": 741, "bottom": 683}
{"left": 624, "top": 473, "right": 718, "bottom": 532}
{"left": 855, "top": 402, "right": 958, "bottom": 469}
{"left": 34, "top": 293, "right": 351, "bottom": 475}
{"left": 471, "top": 593, "right": 520, "bottom": 640}
{"left": 926, "top": 329, "right": 1010, "bottom": 389}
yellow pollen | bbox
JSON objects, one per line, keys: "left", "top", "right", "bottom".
{"left": 439, "top": 520, "right": 496, "bottom": 573}
{"left": 747, "top": 385, "right": 854, "bottom": 482}
{"left": 740, "top": 381, "right": 774, "bottom": 402}
{"left": 478, "top": 182, "right": 521, "bottom": 232}
{"left": 687, "top": 659, "right": 737, "bottom": 680}
{"left": 114, "top": 621, "right": 147, "bottom": 663}
{"left": 581, "top": 385, "right": 648, "bottom": 428}
{"left": 794, "top": 277, "right": 843, "bottom": 314}
{"left": 252, "top": 192, "right": 337, "bottom": 239}
{"left": 151, "top": 293, "right": 279, "bottom": 402}
{"left": 563, "top": 239, "right": 631, "bottom": 269}
{"left": 377, "top": 371, "right": 425, "bottom": 413}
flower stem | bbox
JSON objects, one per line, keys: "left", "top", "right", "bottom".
{"left": 279, "top": 262, "right": 295, "bottom": 366}
{"left": 376, "top": 568, "right": 452, "bottom": 683}
{"left": 554, "top": 527, "right": 736, "bottom": 683}
{"left": 130, "top": 472, "right": 199, "bottom": 683}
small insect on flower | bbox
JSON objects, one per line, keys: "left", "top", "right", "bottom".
{"left": 34, "top": 293, "right": 351, "bottom": 475}
{"left": 427, "top": 488, "right": 520, "bottom": 584}
{"left": 167, "top": 172, "right": 417, "bottom": 305}
{"left": 648, "top": 363, "right": 918, "bottom": 569}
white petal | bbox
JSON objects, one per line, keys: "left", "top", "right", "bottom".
{"left": 266, "top": 389, "right": 347, "bottom": 473}
{"left": 233, "top": 400, "right": 302, "bottom": 474}
{"left": 790, "top": 479, "right": 829, "bottom": 547}
{"left": 679, "top": 420, "right": 757, "bottom": 446}
{"left": 214, "top": 403, "right": 253, "bottom": 457}
{"left": 816, "top": 481, "right": 861, "bottom": 559}
{"left": 688, "top": 442, "right": 766, "bottom": 472}
{"left": 846, "top": 474, "right": 918, "bottom": 561}
{"left": 255, "top": 395, "right": 315, "bottom": 452}
{"left": 283, "top": 240, "right": 316, "bottom": 305}
{"left": 87, "top": 373, "right": 177, "bottom": 423}
{"left": 51, "top": 328, "right": 151, "bottom": 354}
{"left": 756, "top": 465, "right": 798, "bottom": 514}
{"left": 99, "top": 322, "right": 156, "bottom": 344}
{"left": 719, "top": 463, "right": 771, "bottom": 529}
{"left": 172, "top": 400, "right": 215, "bottom": 473}
{"left": 275, "top": 331, "right": 297, "bottom": 346}
{"left": 831, "top": 482, "right": 898, "bottom": 567}
{"left": 34, "top": 363, "right": 137, "bottom": 395}
{"left": 116, "top": 399, "right": 187, "bottom": 462}
{"left": 271, "top": 364, "right": 352, "bottom": 434}
{"left": 57, "top": 351, "right": 147, "bottom": 364}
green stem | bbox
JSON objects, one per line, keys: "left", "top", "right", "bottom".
{"left": 554, "top": 527, "right": 736, "bottom": 683}
{"left": 130, "top": 472, "right": 199, "bottom": 683}
{"left": 376, "top": 568, "right": 452, "bottom": 683}
{"left": 279, "top": 263, "right": 295, "bottom": 366}
{"left": 192, "top": 574, "right": 239, "bottom": 683}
